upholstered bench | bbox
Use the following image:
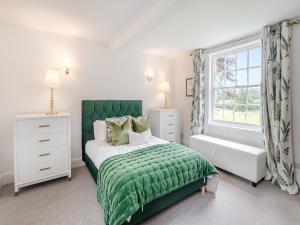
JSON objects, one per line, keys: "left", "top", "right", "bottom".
{"left": 190, "top": 135, "right": 266, "bottom": 186}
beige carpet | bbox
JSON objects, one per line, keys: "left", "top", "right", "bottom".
{"left": 1, "top": 166, "right": 299, "bottom": 225}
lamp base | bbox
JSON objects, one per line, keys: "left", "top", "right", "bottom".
{"left": 164, "top": 94, "right": 168, "bottom": 109}
{"left": 46, "top": 88, "right": 58, "bottom": 116}
{"left": 46, "top": 111, "right": 58, "bottom": 115}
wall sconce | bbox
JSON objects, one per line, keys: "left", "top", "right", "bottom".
{"left": 64, "top": 57, "right": 71, "bottom": 75}
{"left": 146, "top": 69, "right": 154, "bottom": 82}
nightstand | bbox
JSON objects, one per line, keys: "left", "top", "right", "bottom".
{"left": 149, "top": 109, "right": 180, "bottom": 143}
{"left": 14, "top": 113, "right": 71, "bottom": 195}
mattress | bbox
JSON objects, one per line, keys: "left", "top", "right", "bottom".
{"left": 85, "top": 135, "right": 167, "bottom": 169}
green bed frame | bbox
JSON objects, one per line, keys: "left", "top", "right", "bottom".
{"left": 82, "top": 100, "right": 206, "bottom": 225}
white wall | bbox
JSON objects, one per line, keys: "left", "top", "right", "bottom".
{"left": 0, "top": 23, "right": 174, "bottom": 184}
{"left": 173, "top": 54, "right": 193, "bottom": 145}
{"left": 173, "top": 25, "right": 300, "bottom": 183}
{"left": 291, "top": 25, "right": 300, "bottom": 182}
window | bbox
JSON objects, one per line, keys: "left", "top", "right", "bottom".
{"left": 209, "top": 41, "right": 262, "bottom": 128}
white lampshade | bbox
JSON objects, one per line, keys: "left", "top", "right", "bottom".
{"left": 162, "top": 82, "right": 170, "bottom": 93}
{"left": 44, "top": 69, "right": 61, "bottom": 88}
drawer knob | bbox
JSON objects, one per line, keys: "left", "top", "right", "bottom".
{"left": 169, "top": 124, "right": 174, "bottom": 126}
{"left": 169, "top": 132, "right": 174, "bottom": 134}
{"left": 169, "top": 115, "right": 174, "bottom": 117}
{"left": 40, "top": 167, "right": 51, "bottom": 171}
{"left": 39, "top": 139, "right": 50, "bottom": 143}
{"left": 39, "top": 153, "right": 50, "bottom": 157}
{"left": 38, "top": 124, "right": 50, "bottom": 128}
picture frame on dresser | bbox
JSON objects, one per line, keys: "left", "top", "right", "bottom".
{"left": 13, "top": 113, "right": 71, "bottom": 195}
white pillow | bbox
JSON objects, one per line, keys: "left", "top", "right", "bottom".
{"left": 129, "top": 129, "right": 151, "bottom": 146}
{"left": 93, "top": 120, "right": 106, "bottom": 143}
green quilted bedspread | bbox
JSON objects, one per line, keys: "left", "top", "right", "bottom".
{"left": 96, "top": 143, "right": 218, "bottom": 225}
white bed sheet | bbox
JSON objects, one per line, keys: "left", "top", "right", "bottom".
{"left": 85, "top": 136, "right": 167, "bottom": 169}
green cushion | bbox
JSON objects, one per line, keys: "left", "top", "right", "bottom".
{"left": 111, "top": 118, "right": 132, "bottom": 145}
{"left": 106, "top": 116, "right": 130, "bottom": 143}
{"left": 132, "top": 116, "right": 150, "bottom": 133}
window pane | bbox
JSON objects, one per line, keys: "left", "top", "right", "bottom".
{"left": 249, "top": 47, "right": 261, "bottom": 67}
{"left": 247, "top": 105, "right": 260, "bottom": 125}
{"left": 225, "top": 55, "right": 235, "bottom": 72}
{"left": 224, "top": 105, "right": 234, "bottom": 122}
{"left": 224, "top": 88, "right": 235, "bottom": 105}
{"left": 249, "top": 67, "right": 261, "bottom": 85}
{"left": 214, "top": 104, "right": 223, "bottom": 120}
{"left": 234, "top": 105, "right": 246, "bottom": 123}
{"left": 214, "top": 72, "right": 224, "bottom": 87}
{"left": 248, "top": 87, "right": 260, "bottom": 104}
{"left": 224, "top": 70, "right": 236, "bottom": 87}
{"left": 211, "top": 44, "right": 262, "bottom": 127}
{"left": 214, "top": 89, "right": 224, "bottom": 104}
{"left": 235, "top": 88, "right": 247, "bottom": 104}
{"left": 216, "top": 57, "right": 225, "bottom": 73}
{"left": 237, "top": 51, "right": 247, "bottom": 69}
{"left": 236, "top": 69, "right": 247, "bottom": 86}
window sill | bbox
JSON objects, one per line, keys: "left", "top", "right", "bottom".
{"left": 208, "top": 121, "right": 261, "bottom": 133}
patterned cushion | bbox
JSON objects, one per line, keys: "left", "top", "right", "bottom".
{"left": 111, "top": 118, "right": 132, "bottom": 146}
{"left": 105, "top": 116, "right": 131, "bottom": 143}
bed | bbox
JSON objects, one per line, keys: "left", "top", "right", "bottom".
{"left": 82, "top": 100, "right": 218, "bottom": 225}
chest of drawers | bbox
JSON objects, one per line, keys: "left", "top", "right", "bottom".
{"left": 14, "top": 113, "right": 71, "bottom": 194}
{"left": 150, "top": 109, "right": 180, "bottom": 143}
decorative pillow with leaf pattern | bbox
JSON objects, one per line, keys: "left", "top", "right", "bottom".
{"left": 105, "top": 116, "right": 130, "bottom": 143}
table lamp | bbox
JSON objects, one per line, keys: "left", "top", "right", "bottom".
{"left": 162, "top": 82, "right": 170, "bottom": 109}
{"left": 44, "top": 69, "right": 61, "bottom": 115}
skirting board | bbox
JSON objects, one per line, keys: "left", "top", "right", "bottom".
{"left": 0, "top": 158, "right": 85, "bottom": 187}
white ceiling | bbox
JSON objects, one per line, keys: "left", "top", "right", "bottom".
{"left": 0, "top": 0, "right": 300, "bottom": 57}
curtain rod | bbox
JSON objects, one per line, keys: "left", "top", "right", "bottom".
{"left": 190, "top": 16, "right": 300, "bottom": 56}
{"left": 288, "top": 18, "right": 300, "bottom": 26}
{"left": 190, "top": 30, "right": 261, "bottom": 56}
{"left": 269, "top": 17, "right": 300, "bottom": 28}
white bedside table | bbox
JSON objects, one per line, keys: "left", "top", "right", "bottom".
{"left": 14, "top": 113, "right": 71, "bottom": 195}
{"left": 149, "top": 109, "right": 180, "bottom": 143}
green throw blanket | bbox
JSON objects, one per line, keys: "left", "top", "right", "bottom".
{"left": 97, "top": 143, "right": 218, "bottom": 225}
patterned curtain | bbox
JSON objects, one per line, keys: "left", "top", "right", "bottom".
{"left": 190, "top": 49, "right": 205, "bottom": 135}
{"left": 262, "top": 21, "right": 298, "bottom": 194}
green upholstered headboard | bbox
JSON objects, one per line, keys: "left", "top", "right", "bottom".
{"left": 82, "top": 100, "right": 142, "bottom": 159}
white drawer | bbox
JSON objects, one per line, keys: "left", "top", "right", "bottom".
{"left": 160, "top": 111, "right": 177, "bottom": 123}
{"left": 18, "top": 158, "right": 69, "bottom": 182}
{"left": 161, "top": 122, "right": 177, "bottom": 131}
{"left": 161, "top": 130, "right": 176, "bottom": 142}
{"left": 17, "top": 132, "right": 68, "bottom": 151}
{"left": 17, "top": 118, "right": 67, "bottom": 135}
{"left": 17, "top": 146, "right": 69, "bottom": 167}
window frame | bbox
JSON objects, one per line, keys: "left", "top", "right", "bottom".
{"left": 208, "top": 40, "right": 262, "bottom": 131}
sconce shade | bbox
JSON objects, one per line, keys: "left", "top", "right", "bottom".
{"left": 64, "top": 57, "right": 71, "bottom": 67}
{"left": 44, "top": 69, "right": 61, "bottom": 88}
{"left": 162, "top": 82, "right": 170, "bottom": 93}
{"left": 146, "top": 69, "right": 154, "bottom": 81}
